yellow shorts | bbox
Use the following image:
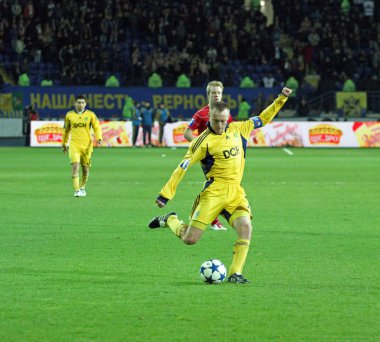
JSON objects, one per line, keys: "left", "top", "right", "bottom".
{"left": 189, "top": 182, "right": 252, "bottom": 230}
{"left": 69, "top": 145, "right": 92, "bottom": 166}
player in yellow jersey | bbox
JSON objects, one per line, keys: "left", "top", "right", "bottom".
{"left": 62, "top": 95, "right": 103, "bottom": 197}
{"left": 183, "top": 80, "right": 233, "bottom": 231}
{"left": 149, "top": 87, "right": 292, "bottom": 284}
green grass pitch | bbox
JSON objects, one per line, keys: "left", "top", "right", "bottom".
{"left": 0, "top": 147, "right": 379, "bottom": 341}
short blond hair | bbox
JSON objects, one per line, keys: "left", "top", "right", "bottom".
{"left": 206, "top": 81, "right": 224, "bottom": 96}
{"left": 210, "top": 101, "right": 230, "bottom": 115}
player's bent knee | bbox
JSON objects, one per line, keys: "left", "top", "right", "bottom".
{"left": 182, "top": 225, "right": 203, "bottom": 245}
{"left": 232, "top": 216, "right": 253, "bottom": 239}
{"left": 240, "top": 221, "right": 252, "bottom": 232}
{"left": 240, "top": 221, "right": 252, "bottom": 231}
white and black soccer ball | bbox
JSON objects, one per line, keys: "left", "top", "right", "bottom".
{"left": 199, "top": 259, "right": 227, "bottom": 284}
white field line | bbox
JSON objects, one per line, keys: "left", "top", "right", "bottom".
{"left": 283, "top": 148, "right": 294, "bottom": 156}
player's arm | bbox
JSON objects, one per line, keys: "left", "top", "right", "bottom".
{"left": 184, "top": 127, "right": 197, "bottom": 142}
{"left": 91, "top": 113, "right": 103, "bottom": 145}
{"left": 184, "top": 114, "right": 201, "bottom": 142}
{"left": 62, "top": 115, "right": 71, "bottom": 153}
{"left": 155, "top": 141, "right": 204, "bottom": 208}
{"left": 250, "top": 87, "right": 292, "bottom": 129}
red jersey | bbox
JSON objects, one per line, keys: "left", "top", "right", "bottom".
{"left": 188, "top": 105, "right": 233, "bottom": 134}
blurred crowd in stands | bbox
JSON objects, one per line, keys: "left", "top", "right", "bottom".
{"left": 0, "top": 0, "right": 379, "bottom": 99}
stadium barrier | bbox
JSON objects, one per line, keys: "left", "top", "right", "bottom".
{"left": 0, "top": 118, "right": 23, "bottom": 137}
{"left": 30, "top": 120, "right": 380, "bottom": 148}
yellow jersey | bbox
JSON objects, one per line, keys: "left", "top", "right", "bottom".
{"left": 62, "top": 109, "right": 102, "bottom": 149}
{"left": 159, "top": 94, "right": 288, "bottom": 201}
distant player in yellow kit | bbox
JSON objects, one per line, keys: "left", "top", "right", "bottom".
{"left": 62, "top": 95, "right": 102, "bottom": 197}
{"left": 149, "top": 87, "right": 292, "bottom": 284}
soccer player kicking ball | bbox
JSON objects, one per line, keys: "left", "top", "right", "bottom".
{"left": 183, "top": 80, "right": 233, "bottom": 231}
{"left": 149, "top": 87, "right": 292, "bottom": 284}
{"left": 62, "top": 95, "right": 103, "bottom": 197}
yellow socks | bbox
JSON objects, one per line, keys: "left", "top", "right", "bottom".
{"left": 167, "top": 216, "right": 187, "bottom": 237}
{"left": 229, "top": 239, "right": 250, "bottom": 276}
{"left": 72, "top": 176, "right": 80, "bottom": 191}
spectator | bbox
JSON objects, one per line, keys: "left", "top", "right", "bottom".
{"left": 122, "top": 97, "right": 134, "bottom": 121}
{"left": 308, "top": 29, "right": 320, "bottom": 47}
{"left": 363, "top": 0, "right": 374, "bottom": 17}
{"left": 262, "top": 73, "right": 276, "bottom": 88}
{"left": 105, "top": 75, "right": 120, "bottom": 87}
{"left": 11, "top": 1, "right": 22, "bottom": 17}
{"left": 176, "top": 74, "right": 191, "bottom": 88}
{"left": 41, "top": 75, "right": 53, "bottom": 86}
{"left": 148, "top": 72, "right": 163, "bottom": 88}
{"left": 237, "top": 98, "right": 251, "bottom": 120}
{"left": 23, "top": 104, "right": 39, "bottom": 146}
{"left": 132, "top": 102, "right": 142, "bottom": 147}
{"left": 240, "top": 76, "right": 256, "bottom": 88}
{"left": 342, "top": 76, "right": 356, "bottom": 92}
{"left": 341, "top": 0, "right": 351, "bottom": 15}
{"left": 18, "top": 72, "right": 30, "bottom": 86}
{"left": 141, "top": 101, "right": 154, "bottom": 147}
{"left": 156, "top": 103, "right": 170, "bottom": 146}
{"left": 250, "top": 0, "right": 261, "bottom": 11}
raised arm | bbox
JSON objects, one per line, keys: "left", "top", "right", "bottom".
{"left": 250, "top": 87, "right": 292, "bottom": 129}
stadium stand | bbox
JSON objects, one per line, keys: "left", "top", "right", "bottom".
{"left": 0, "top": 0, "right": 379, "bottom": 113}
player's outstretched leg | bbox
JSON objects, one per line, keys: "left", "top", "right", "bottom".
{"left": 148, "top": 212, "right": 189, "bottom": 238}
{"left": 149, "top": 212, "right": 177, "bottom": 229}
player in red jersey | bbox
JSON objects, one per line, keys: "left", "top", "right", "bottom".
{"left": 183, "top": 81, "right": 233, "bottom": 231}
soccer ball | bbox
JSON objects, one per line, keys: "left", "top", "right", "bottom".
{"left": 199, "top": 259, "right": 227, "bottom": 284}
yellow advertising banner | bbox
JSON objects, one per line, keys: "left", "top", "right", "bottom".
{"left": 0, "top": 93, "right": 13, "bottom": 111}
{"left": 336, "top": 92, "right": 367, "bottom": 117}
